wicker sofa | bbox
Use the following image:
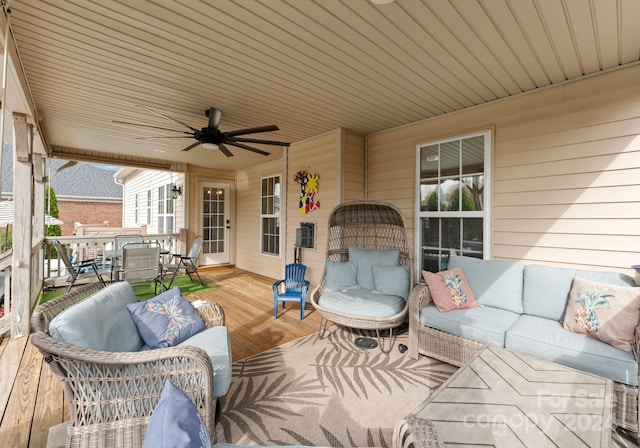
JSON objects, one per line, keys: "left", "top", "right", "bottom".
{"left": 31, "top": 281, "right": 231, "bottom": 448}
{"left": 408, "top": 255, "right": 640, "bottom": 432}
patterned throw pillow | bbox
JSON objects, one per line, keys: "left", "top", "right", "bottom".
{"left": 127, "top": 287, "right": 205, "bottom": 349}
{"left": 563, "top": 277, "right": 640, "bottom": 352}
{"left": 422, "top": 267, "right": 478, "bottom": 312}
{"left": 142, "top": 380, "right": 212, "bottom": 448}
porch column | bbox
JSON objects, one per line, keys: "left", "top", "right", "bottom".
{"left": 11, "top": 112, "right": 31, "bottom": 338}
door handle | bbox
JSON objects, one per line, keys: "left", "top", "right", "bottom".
{"left": 226, "top": 219, "right": 231, "bottom": 229}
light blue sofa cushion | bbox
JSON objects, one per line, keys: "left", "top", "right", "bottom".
{"left": 448, "top": 256, "right": 524, "bottom": 314}
{"left": 325, "top": 261, "right": 359, "bottom": 291}
{"left": 319, "top": 289, "right": 405, "bottom": 318}
{"left": 179, "top": 326, "right": 232, "bottom": 397}
{"left": 523, "top": 264, "right": 637, "bottom": 321}
{"left": 348, "top": 247, "right": 400, "bottom": 290}
{"left": 372, "top": 265, "right": 410, "bottom": 300}
{"left": 506, "top": 315, "right": 638, "bottom": 386}
{"left": 49, "top": 282, "right": 145, "bottom": 352}
{"left": 142, "top": 380, "right": 212, "bottom": 448}
{"left": 420, "top": 304, "right": 520, "bottom": 348}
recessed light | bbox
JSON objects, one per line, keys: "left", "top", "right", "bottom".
{"left": 153, "top": 149, "right": 166, "bottom": 153}
{"left": 370, "top": 0, "right": 395, "bottom": 4}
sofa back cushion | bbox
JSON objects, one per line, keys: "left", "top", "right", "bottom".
{"left": 348, "top": 247, "right": 400, "bottom": 290}
{"left": 448, "top": 256, "right": 524, "bottom": 314}
{"left": 523, "top": 264, "right": 636, "bottom": 321}
{"left": 49, "top": 282, "right": 145, "bottom": 352}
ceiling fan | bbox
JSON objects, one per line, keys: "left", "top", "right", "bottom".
{"left": 113, "top": 105, "right": 290, "bottom": 157}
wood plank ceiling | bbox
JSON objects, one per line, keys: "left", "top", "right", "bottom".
{"left": 8, "top": 0, "right": 640, "bottom": 170}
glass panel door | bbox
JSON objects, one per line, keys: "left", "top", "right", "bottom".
{"left": 199, "top": 182, "right": 230, "bottom": 265}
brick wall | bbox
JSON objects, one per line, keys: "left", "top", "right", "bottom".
{"left": 58, "top": 200, "right": 122, "bottom": 236}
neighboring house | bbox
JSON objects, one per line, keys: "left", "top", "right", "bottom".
{"left": 1, "top": 146, "right": 122, "bottom": 235}
{"left": 115, "top": 167, "right": 185, "bottom": 235}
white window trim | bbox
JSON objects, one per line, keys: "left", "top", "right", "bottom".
{"left": 260, "top": 174, "right": 281, "bottom": 257}
{"left": 414, "top": 129, "right": 492, "bottom": 281}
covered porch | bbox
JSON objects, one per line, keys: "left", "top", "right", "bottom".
{"left": 0, "top": 266, "right": 322, "bottom": 447}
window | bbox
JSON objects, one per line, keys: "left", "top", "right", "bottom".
{"left": 146, "top": 190, "right": 152, "bottom": 225}
{"left": 157, "top": 183, "right": 175, "bottom": 233}
{"left": 134, "top": 193, "right": 139, "bottom": 224}
{"left": 417, "top": 131, "right": 490, "bottom": 274}
{"left": 261, "top": 175, "right": 280, "bottom": 256}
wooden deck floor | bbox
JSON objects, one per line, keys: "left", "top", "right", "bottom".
{"left": 0, "top": 266, "right": 322, "bottom": 448}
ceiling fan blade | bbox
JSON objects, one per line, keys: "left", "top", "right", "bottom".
{"left": 224, "top": 125, "right": 279, "bottom": 137}
{"left": 229, "top": 137, "right": 290, "bottom": 146}
{"left": 136, "top": 105, "right": 199, "bottom": 132}
{"left": 208, "top": 108, "right": 222, "bottom": 130}
{"left": 181, "top": 141, "right": 201, "bottom": 152}
{"left": 113, "top": 120, "right": 190, "bottom": 134}
{"left": 135, "top": 136, "right": 194, "bottom": 139}
{"left": 218, "top": 143, "right": 234, "bottom": 157}
{"left": 227, "top": 141, "right": 270, "bottom": 156}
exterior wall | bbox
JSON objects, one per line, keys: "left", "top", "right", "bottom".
{"left": 235, "top": 160, "right": 284, "bottom": 279}
{"left": 343, "top": 131, "right": 365, "bottom": 202}
{"left": 367, "top": 64, "right": 640, "bottom": 277}
{"left": 285, "top": 131, "right": 340, "bottom": 287}
{"left": 122, "top": 170, "right": 186, "bottom": 234}
{"left": 60, "top": 200, "right": 122, "bottom": 236}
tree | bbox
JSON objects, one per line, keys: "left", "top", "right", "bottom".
{"left": 45, "top": 186, "right": 61, "bottom": 257}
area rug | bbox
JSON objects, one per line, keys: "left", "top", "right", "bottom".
{"left": 216, "top": 327, "right": 456, "bottom": 447}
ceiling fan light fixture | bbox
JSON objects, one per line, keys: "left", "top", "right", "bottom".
{"left": 202, "top": 142, "right": 219, "bottom": 150}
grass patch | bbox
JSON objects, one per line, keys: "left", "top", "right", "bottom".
{"left": 37, "top": 276, "right": 215, "bottom": 306}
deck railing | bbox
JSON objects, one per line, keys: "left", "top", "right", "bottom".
{"left": 0, "top": 231, "right": 183, "bottom": 338}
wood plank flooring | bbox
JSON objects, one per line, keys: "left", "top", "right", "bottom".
{"left": 0, "top": 267, "right": 323, "bottom": 448}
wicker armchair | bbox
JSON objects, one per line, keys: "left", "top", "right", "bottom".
{"left": 310, "top": 201, "right": 411, "bottom": 352}
{"left": 31, "top": 283, "right": 225, "bottom": 448}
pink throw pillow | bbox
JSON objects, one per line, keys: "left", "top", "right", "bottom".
{"left": 563, "top": 277, "right": 640, "bottom": 352}
{"left": 423, "top": 267, "right": 478, "bottom": 312}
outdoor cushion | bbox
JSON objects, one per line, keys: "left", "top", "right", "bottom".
{"left": 142, "top": 380, "right": 212, "bottom": 448}
{"left": 448, "top": 256, "right": 524, "bottom": 314}
{"left": 319, "top": 289, "right": 405, "bottom": 318}
{"left": 372, "top": 265, "right": 410, "bottom": 300}
{"left": 506, "top": 314, "right": 638, "bottom": 386}
{"left": 562, "top": 277, "right": 640, "bottom": 352}
{"left": 127, "top": 287, "right": 205, "bottom": 349}
{"left": 423, "top": 267, "right": 478, "bottom": 312}
{"left": 420, "top": 304, "right": 519, "bottom": 348}
{"left": 49, "top": 282, "right": 144, "bottom": 352}
{"left": 348, "top": 247, "right": 400, "bottom": 290}
{"left": 179, "top": 326, "right": 233, "bottom": 397}
{"left": 523, "top": 264, "right": 637, "bottom": 321}
{"left": 325, "top": 261, "right": 359, "bottom": 291}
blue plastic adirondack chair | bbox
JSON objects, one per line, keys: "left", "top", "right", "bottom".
{"left": 272, "top": 263, "right": 309, "bottom": 320}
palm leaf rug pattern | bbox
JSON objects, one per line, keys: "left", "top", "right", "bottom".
{"left": 217, "top": 327, "right": 456, "bottom": 447}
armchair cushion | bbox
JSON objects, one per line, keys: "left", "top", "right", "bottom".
{"left": 127, "top": 287, "right": 206, "bottom": 349}
{"left": 319, "top": 289, "right": 405, "bottom": 318}
{"left": 142, "top": 380, "right": 213, "bottom": 448}
{"left": 49, "top": 282, "right": 144, "bottom": 352}
{"left": 372, "top": 265, "right": 410, "bottom": 300}
{"left": 348, "top": 246, "right": 400, "bottom": 290}
{"left": 325, "top": 261, "right": 359, "bottom": 291}
{"left": 179, "top": 326, "right": 232, "bottom": 397}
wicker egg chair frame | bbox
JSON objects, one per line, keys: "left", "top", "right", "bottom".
{"left": 310, "top": 201, "right": 411, "bottom": 352}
